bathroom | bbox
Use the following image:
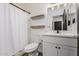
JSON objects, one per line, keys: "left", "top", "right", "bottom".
{"left": 0, "top": 2, "right": 79, "bottom": 56}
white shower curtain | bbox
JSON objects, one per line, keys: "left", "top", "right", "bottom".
{"left": 0, "top": 3, "right": 28, "bottom": 56}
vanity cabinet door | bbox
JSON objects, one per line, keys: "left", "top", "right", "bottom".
{"left": 58, "top": 45, "right": 77, "bottom": 56}
{"left": 43, "top": 42, "right": 58, "bottom": 56}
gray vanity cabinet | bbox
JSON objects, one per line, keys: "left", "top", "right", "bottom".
{"left": 42, "top": 35, "right": 77, "bottom": 56}
{"left": 43, "top": 42, "right": 77, "bottom": 56}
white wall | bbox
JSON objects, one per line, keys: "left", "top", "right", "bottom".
{"left": 30, "top": 16, "right": 48, "bottom": 43}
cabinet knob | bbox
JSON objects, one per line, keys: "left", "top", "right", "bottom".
{"left": 55, "top": 47, "right": 61, "bottom": 49}
{"left": 55, "top": 47, "right": 57, "bottom": 48}
{"left": 58, "top": 47, "right": 61, "bottom": 49}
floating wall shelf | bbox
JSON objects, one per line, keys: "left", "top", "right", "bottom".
{"left": 31, "top": 14, "right": 45, "bottom": 20}
{"left": 30, "top": 25, "right": 45, "bottom": 29}
{"left": 53, "top": 14, "right": 63, "bottom": 18}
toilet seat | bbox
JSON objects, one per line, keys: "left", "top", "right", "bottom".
{"left": 24, "top": 43, "right": 39, "bottom": 53}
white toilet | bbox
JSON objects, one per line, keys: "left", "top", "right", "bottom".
{"left": 23, "top": 42, "right": 39, "bottom": 56}
{"left": 23, "top": 35, "right": 42, "bottom": 56}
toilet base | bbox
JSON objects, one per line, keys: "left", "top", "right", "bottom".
{"left": 23, "top": 50, "right": 38, "bottom": 56}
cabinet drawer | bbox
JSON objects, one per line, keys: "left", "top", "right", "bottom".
{"left": 42, "top": 36, "right": 77, "bottom": 47}
{"left": 43, "top": 41, "right": 58, "bottom": 47}
{"left": 43, "top": 42, "right": 58, "bottom": 56}
{"left": 58, "top": 45, "right": 77, "bottom": 56}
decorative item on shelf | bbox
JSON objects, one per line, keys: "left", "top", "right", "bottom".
{"left": 57, "top": 30, "right": 59, "bottom": 33}
{"left": 63, "top": 9, "right": 67, "bottom": 30}
{"left": 72, "top": 18, "right": 75, "bottom": 24}
{"left": 53, "top": 14, "right": 63, "bottom": 18}
{"left": 30, "top": 25, "right": 45, "bottom": 29}
{"left": 31, "top": 14, "right": 45, "bottom": 20}
{"left": 68, "top": 20, "right": 71, "bottom": 26}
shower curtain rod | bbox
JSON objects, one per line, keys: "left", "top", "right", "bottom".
{"left": 10, "top": 3, "right": 31, "bottom": 14}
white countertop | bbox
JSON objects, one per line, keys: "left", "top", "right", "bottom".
{"left": 40, "top": 33, "right": 78, "bottom": 38}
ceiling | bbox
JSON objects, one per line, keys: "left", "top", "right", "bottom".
{"left": 14, "top": 3, "right": 49, "bottom": 16}
{"left": 13, "top": 3, "right": 66, "bottom": 16}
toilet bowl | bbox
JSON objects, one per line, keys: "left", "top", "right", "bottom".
{"left": 24, "top": 42, "right": 39, "bottom": 53}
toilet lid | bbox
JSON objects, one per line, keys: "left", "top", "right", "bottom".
{"left": 24, "top": 43, "right": 39, "bottom": 53}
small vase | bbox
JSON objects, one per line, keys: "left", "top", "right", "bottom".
{"left": 57, "top": 30, "right": 59, "bottom": 33}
